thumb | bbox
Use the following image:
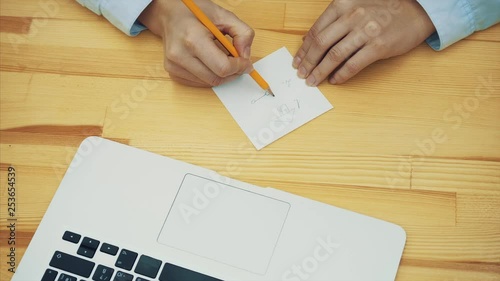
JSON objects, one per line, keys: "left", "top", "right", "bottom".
{"left": 217, "top": 10, "right": 255, "bottom": 59}
{"left": 227, "top": 56, "right": 254, "bottom": 76}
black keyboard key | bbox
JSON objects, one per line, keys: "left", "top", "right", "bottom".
{"left": 135, "top": 278, "right": 149, "bottom": 281}
{"left": 159, "top": 263, "right": 222, "bottom": 281}
{"left": 100, "top": 243, "right": 119, "bottom": 256}
{"left": 134, "top": 255, "right": 162, "bottom": 278}
{"left": 115, "top": 249, "right": 138, "bottom": 270}
{"left": 63, "top": 231, "right": 81, "bottom": 244}
{"left": 58, "top": 273, "right": 77, "bottom": 281}
{"left": 41, "top": 269, "right": 58, "bottom": 281}
{"left": 49, "top": 251, "right": 95, "bottom": 278}
{"left": 92, "top": 265, "right": 115, "bottom": 281}
{"left": 113, "top": 271, "right": 133, "bottom": 281}
{"left": 77, "top": 246, "right": 96, "bottom": 258}
{"left": 92, "top": 264, "right": 114, "bottom": 281}
{"left": 81, "top": 237, "right": 100, "bottom": 250}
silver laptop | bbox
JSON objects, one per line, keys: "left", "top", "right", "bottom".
{"left": 13, "top": 137, "right": 406, "bottom": 281}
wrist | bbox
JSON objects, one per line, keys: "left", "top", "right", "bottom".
{"left": 138, "top": 0, "right": 171, "bottom": 37}
{"left": 408, "top": 0, "right": 436, "bottom": 38}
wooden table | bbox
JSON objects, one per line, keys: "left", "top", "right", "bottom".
{"left": 1, "top": 0, "right": 499, "bottom": 280}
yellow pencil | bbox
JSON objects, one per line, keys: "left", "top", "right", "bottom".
{"left": 181, "top": 0, "right": 275, "bottom": 96}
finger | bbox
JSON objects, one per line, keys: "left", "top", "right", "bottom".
{"left": 168, "top": 58, "right": 246, "bottom": 87}
{"left": 305, "top": 29, "right": 368, "bottom": 86}
{"left": 329, "top": 45, "right": 381, "bottom": 85}
{"left": 214, "top": 39, "right": 230, "bottom": 56}
{"left": 169, "top": 74, "right": 209, "bottom": 88}
{"left": 216, "top": 10, "right": 255, "bottom": 59}
{"left": 170, "top": 75, "right": 208, "bottom": 87}
{"left": 169, "top": 51, "right": 223, "bottom": 86}
{"left": 298, "top": 2, "right": 338, "bottom": 55}
{"left": 296, "top": 15, "right": 352, "bottom": 80}
{"left": 169, "top": 32, "right": 249, "bottom": 86}
{"left": 165, "top": 59, "right": 209, "bottom": 86}
{"left": 293, "top": 3, "right": 338, "bottom": 68}
{"left": 193, "top": 36, "right": 252, "bottom": 79}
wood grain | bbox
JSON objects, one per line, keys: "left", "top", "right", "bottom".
{"left": 0, "top": 17, "right": 32, "bottom": 34}
{"left": 0, "top": 1, "right": 499, "bottom": 280}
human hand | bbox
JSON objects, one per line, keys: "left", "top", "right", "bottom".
{"left": 293, "top": 0, "right": 436, "bottom": 86}
{"left": 139, "top": 0, "right": 254, "bottom": 87}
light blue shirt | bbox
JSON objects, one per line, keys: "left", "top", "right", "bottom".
{"left": 417, "top": 0, "right": 500, "bottom": 50}
{"left": 77, "top": 0, "right": 500, "bottom": 50}
{"left": 75, "top": 0, "right": 152, "bottom": 36}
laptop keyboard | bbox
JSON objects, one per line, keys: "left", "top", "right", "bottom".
{"left": 41, "top": 231, "right": 222, "bottom": 281}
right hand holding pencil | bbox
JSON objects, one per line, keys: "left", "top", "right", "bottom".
{"left": 139, "top": 0, "right": 255, "bottom": 87}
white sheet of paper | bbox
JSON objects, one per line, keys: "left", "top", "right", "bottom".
{"left": 213, "top": 47, "right": 333, "bottom": 150}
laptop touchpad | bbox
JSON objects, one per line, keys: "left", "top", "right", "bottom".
{"left": 158, "top": 173, "right": 290, "bottom": 274}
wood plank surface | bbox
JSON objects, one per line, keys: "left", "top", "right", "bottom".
{"left": 1, "top": 0, "right": 499, "bottom": 280}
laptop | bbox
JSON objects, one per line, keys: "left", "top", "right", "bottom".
{"left": 13, "top": 137, "right": 406, "bottom": 281}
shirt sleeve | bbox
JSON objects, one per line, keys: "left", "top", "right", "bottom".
{"left": 76, "top": 0, "right": 152, "bottom": 36}
{"left": 416, "top": 0, "right": 500, "bottom": 50}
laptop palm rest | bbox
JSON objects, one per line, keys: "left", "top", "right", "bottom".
{"left": 157, "top": 173, "right": 290, "bottom": 274}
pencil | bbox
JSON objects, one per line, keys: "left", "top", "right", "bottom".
{"left": 181, "top": 0, "right": 275, "bottom": 97}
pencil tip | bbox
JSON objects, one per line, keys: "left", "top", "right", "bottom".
{"left": 267, "top": 88, "right": 275, "bottom": 97}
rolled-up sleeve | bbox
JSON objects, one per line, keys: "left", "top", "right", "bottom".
{"left": 76, "top": 0, "right": 152, "bottom": 36}
{"left": 416, "top": 0, "right": 500, "bottom": 50}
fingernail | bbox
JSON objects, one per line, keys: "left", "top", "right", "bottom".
{"left": 245, "top": 65, "right": 254, "bottom": 74}
{"left": 243, "top": 46, "right": 251, "bottom": 59}
{"left": 298, "top": 66, "right": 307, "bottom": 79}
{"left": 330, "top": 77, "right": 336, "bottom": 84}
{"left": 306, "top": 75, "right": 316, "bottom": 86}
{"left": 292, "top": 56, "right": 301, "bottom": 69}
